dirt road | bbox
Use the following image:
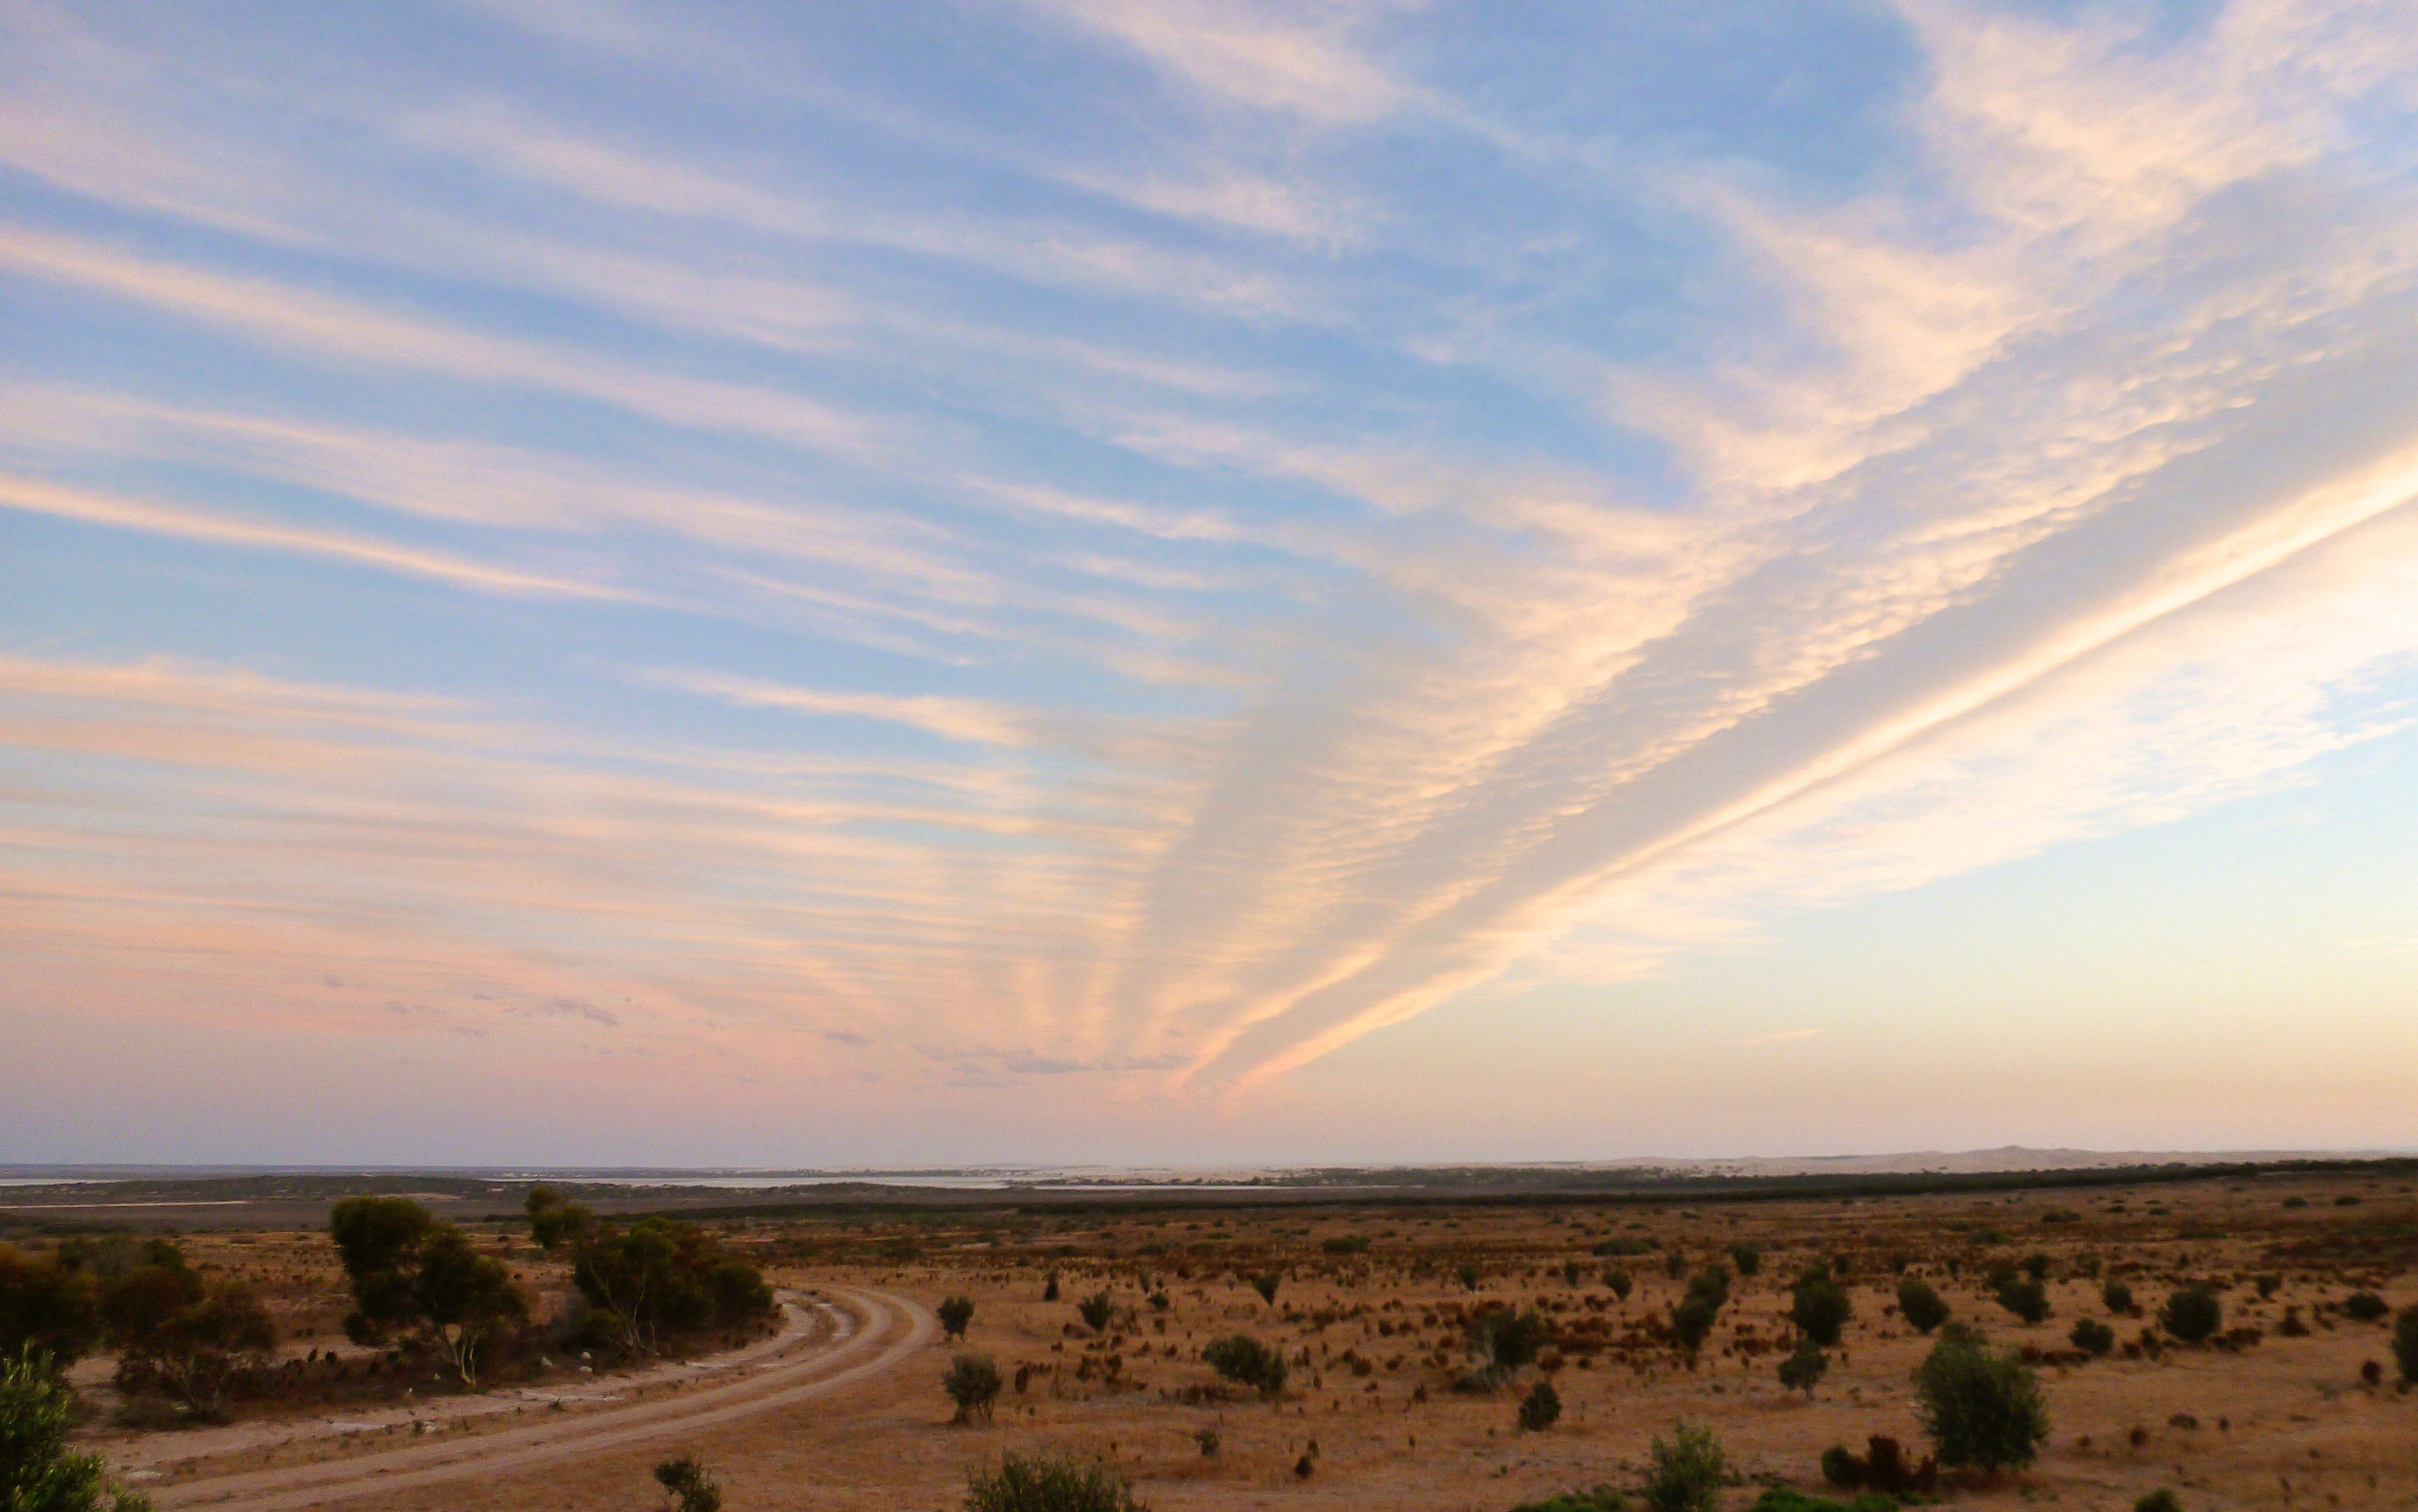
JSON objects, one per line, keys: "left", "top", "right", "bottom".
{"left": 139, "top": 1287, "right": 933, "bottom": 1511}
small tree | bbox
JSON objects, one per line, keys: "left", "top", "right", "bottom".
{"left": 1203, "top": 1334, "right": 1288, "bottom": 1398}
{"left": 0, "top": 1248, "right": 101, "bottom": 1366}
{"left": 1686, "top": 1266, "right": 1731, "bottom": 1313}
{"left": 524, "top": 1186, "right": 594, "bottom": 1253}
{"left": 1912, "top": 1325, "right": 2049, "bottom": 1471}
{"left": 414, "top": 1226, "right": 526, "bottom": 1386}
{"left": 108, "top": 1257, "right": 276, "bottom": 1423}
{"left": 1792, "top": 1268, "right": 1853, "bottom": 1345}
{"left": 2158, "top": 1285, "right": 2221, "bottom": 1344}
{"left": 1669, "top": 1297, "right": 1716, "bottom": 1359}
{"left": 328, "top": 1195, "right": 436, "bottom": 1344}
{"left": 1518, "top": 1378, "right": 1562, "bottom": 1431}
{"left": 1777, "top": 1337, "right": 1828, "bottom": 1396}
{"left": 945, "top": 1354, "right": 1003, "bottom": 1424}
{"left": 2391, "top": 1305, "right": 2418, "bottom": 1385}
{"left": 1467, "top": 1305, "right": 1548, "bottom": 1384}
{"left": 1606, "top": 1267, "right": 1634, "bottom": 1302}
{"left": 1641, "top": 1419, "right": 1727, "bottom": 1512}
{"left": 939, "top": 1296, "right": 976, "bottom": 1342}
{"left": 2, "top": 1347, "right": 153, "bottom": 1512}
{"left": 1897, "top": 1277, "right": 1949, "bottom": 1335}
{"left": 653, "top": 1454, "right": 722, "bottom": 1512}
{"left": 1077, "top": 1291, "right": 1114, "bottom": 1332}
{"left": 1728, "top": 1243, "right": 1763, "bottom": 1277}
{"left": 2102, "top": 1279, "right": 2134, "bottom": 1314}
{"left": 964, "top": 1452, "right": 1145, "bottom": 1512}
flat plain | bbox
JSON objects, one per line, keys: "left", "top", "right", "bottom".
{"left": 18, "top": 1164, "right": 2416, "bottom": 1512}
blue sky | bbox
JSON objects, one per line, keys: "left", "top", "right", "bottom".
{"left": 4, "top": 0, "right": 2416, "bottom": 1165}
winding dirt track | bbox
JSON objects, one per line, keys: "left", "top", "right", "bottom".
{"left": 144, "top": 1288, "right": 932, "bottom": 1511}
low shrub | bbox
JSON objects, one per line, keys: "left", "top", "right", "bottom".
{"left": 2159, "top": 1286, "right": 2221, "bottom": 1345}
{"left": 964, "top": 1452, "right": 1147, "bottom": 1512}
{"left": 1777, "top": 1338, "right": 1828, "bottom": 1395}
{"left": 2102, "top": 1279, "right": 2134, "bottom": 1314}
{"left": 2392, "top": 1305, "right": 2418, "bottom": 1385}
{"left": 945, "top": 1354, "right": 1003, "bottom": 1424}
{"left": 652, "top": 1455, "right": 722, "bottom": 1512}
{"left": 2, "top": 1347, "right": 153, "bottom": 1511}
{"left": 938, "top": 1296, "right": 976, "bottom": 1341}
{"left": 1729, "top": 1244, "right": 1763, "bottom": 1277}
{"left": 1512, "top": 1491, "right": 1626, "bottom": 1512}
{"left": 1995, "top": 1278, "right": 2049, "bottom": 1325}
{"left": 1912, "top": 1325, "right": 2049, "bottom": 1471}
{"left": 2135, "top": 1491, "right": 2181, "bottom": 1512}
{"left": 1606, "top": 1268, "right": 1634, "bottom": 1302}
{"left": 1519, "top": 1378, "right": 1563, "bottom": 1431}
{"left": 1203, "top": 1334, "right": 1288, "bottom": 1398}
{"left": 1792, "top": 1270, "right": 1853, "bottom": 1346}
{"left": 2343, "top": 1292, "right": 2388, "bottom": 1324}
{"left": 2070, "top": 1319, "right": 2116, "bottom": 1356}
{"left": 1077, "top": 1292, "right": 1114, "bottom": 1332}
{"left": 1749, "top": 1491, "right": 1899, "bottom": 1512}
{"left": 1641, "top": 1419, "right": 1727, "bottom": 1512}
{"left": 1896, "top": 1278, "right": 1949, "bottom": 1335}
{"left": 1670, "top": 1298, "right": 1717, "bottom": 1358}
{"left": 1250, "top": 1273, "right": 1282, "bottom": 1306}
{"left": 1818, "top": 1434, "right": 1934, "bottom": 1495}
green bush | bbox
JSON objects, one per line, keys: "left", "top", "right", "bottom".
{"left": 1250, "top": 1272, "right": 1282, "bottom": 1306}
{"left": 1669, "top": 1297, "right": 1717, "bottom": 1358}
{"left": 1641, "top": 1420, "right": 1727, "bottom": 1512}
{"left": 1687, "top": 1267, "right": 1730, "bottom": 1311}
{"left": 2158, "top": 1286, "right": 2221, "bottom": 1344}
{"left": 964, "top": 1452, "right": 1146, "bottom": 1512}
{"left": 939, "top": 1296, "right": 976, "bottom": 1341}
{"left": 1896, "top": 1277, "right": 1949, "bottom": 1335}
{"left": 2135, "top": 1491, "right": 2181, "bottom": 1512}
{"left": 1077, "top": 1291, "right": 1114, "bottom": 1332}
{"left": 2342, "top": 1292, "right": 2388, "bottom": 1324}
{"left": 1792, "top": 1270, "right": 1853, "bottom": 1346}
{"left": 1519, "top": 1378, "right": 1563, "bottom": 1431}
{"left": 1469, "top": 1306, "right": 1549, "bottom": 1375}
{"left": 1729, "top": 1244, "right": 1763, "bottom": 1277}
{"left": 1995, "top": 1278, "right": 2049, "bottom": 1325}
{"left": 2020, "top": 1253, "right": 2052, "bottom": 1282}
{"left": 1820, "top": 1444, "right": 1861, "bottom": 1488}
{"left": 945, "top": 1354, "right": 1003, "bottom": 1423}
{"left": 1912, "top": 1325, "right": 2049, "bottom": 1471}
{"left": 0, "top": 1248, "right": 101, "bottom": 1366}
{"left": 2102, "top": 1279, "right": 2134, "bottom": 1313}
{"left": 1322, "top": 1235, "right": 1370, "bottom": 1255}
{"left": 2069, "top": 1318, "right": 2116, "bottom": 1356}
{"left": 1777, "top": 1337, "right": 1828, "bottom": 1395}
{"left": 1606, "top": 1268, "right": 1635, "bottom": 1302}
{"left": 2391, "top": 1305, "right": 2418, "bottom": 1385}
{"left": 1203, "top": 1334, "right": 1288, "bottom": 1397}
{"left": 653, "top": 1454, "right": 722, "bottom": 1512}
{"left": 2, "top": 1348, "right": 152, "bottom": 1511}
{"left": 1749, "top": 1492, "right": 1898, "bottom": 1512}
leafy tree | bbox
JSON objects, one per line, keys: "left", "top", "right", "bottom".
{"left": 0, "top": 1246, "right": 101, "bottom": 1365}
{"left": 414, "top": 1226, "right": 526, "bottom": 1385}
{"left": 328, "top": 1196, "right": 435, "bottom": 1343}
{"left": 945, "top": 1354, "right": 1003, "bottom": 1423}
{"left": 1467, "top": 1305, "right": 1548, "bottom": 1382}
{"left": 1896, "top": 1277, "right": 1949, "bottom": 1335}
{"left": 652, "top": 1454, "right": 722, "bottom": 1512}
{"left": 2158, "top": 1285, "right": 2221, "bottom": 1344}
{"left": 1518, "top": 1378, "right": 1562, "bottom": 1431}
{"left": 571, "top": 1216, "right": 773, "bottom": 1355}
{"left": 1641, "top": 1419, "right": 1727, "bottom": 1512}
{"left": 939, "top": 1296, "right": 976, "bottom": 1342}
{"left": 964, "top": 1452, "right": 1147, "bottom": 1512}
{"left": 1076, "top": 1291, "right": 1114, "bottom": 1332}
{"left": 104, "top": 1246, "right": 274, "bottom": 1419}
{"left": 1792, "top": 1268, "right": 1853, "bottom": 1346}
{"left": 524, "top": 1186, "right": 594, "bottom": 1253}
{"left": 1778, "top": 1337, "right": 1828, "bottom": 1396}
{"left": 1912, "top": 1325, "right": 2049, "bottom": 1471}
{"left": 2, "top": 1347, "right": 153, "bottom": 1512}
{"left": 1203, "top": 1334, "right": 1288, "bottom": 1397}
{"left": 2392, "top": 1305, "right": 2418, "bottom": 1385}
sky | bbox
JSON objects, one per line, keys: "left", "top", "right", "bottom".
{"left": 4, "top": 0, "right": 2416, "bottom": 1168}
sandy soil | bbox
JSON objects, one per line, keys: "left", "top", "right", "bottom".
{"left": 62, "top": 1168, "right": 2418, "bottom": 1512}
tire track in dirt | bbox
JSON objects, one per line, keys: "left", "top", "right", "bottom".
{"left": 145, "top": 1288, "right": 932, "bottom": 1511}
